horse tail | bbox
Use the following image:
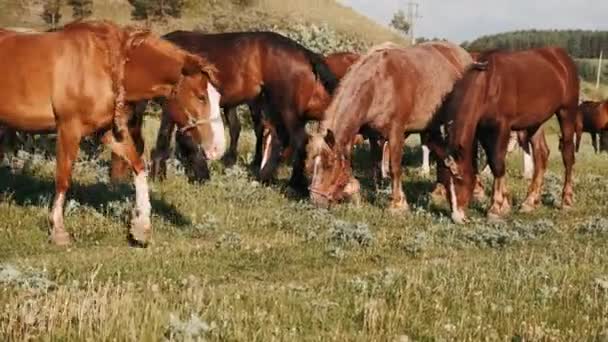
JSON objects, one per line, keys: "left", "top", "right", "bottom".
{"left": 305, "top": 51, "right": 339, "bottom": 95}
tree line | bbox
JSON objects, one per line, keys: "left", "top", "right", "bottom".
{"left": 462, "top": 30, "right": 608, "bottom": 58}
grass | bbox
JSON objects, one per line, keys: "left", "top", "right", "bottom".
{"left": 2, "top": 117, "right": 608, "bottom": 340}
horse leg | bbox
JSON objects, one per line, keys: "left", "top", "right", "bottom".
{"left": 286, "top": 121, "right": 309, "bottom": 193}
{"left": 0, "top": 127, "right": 7, "bottom": 162}
{"left": 102, "top": 131, "right": 151, "bottom": 246}
{"left": 175, "top": 131, "right": 210, "bottom": 183}
{"left": 150, "top": 107, "right": 176, "bottom": 181}
{"left": 558, "top": 107, "right": 577, "bottom": 209}
{"left": 250, "top": 99, "right": 265, "bottom": 169}
{"left": 480, "top": 124, "right": 512, "bottom": 220}
{"left": 367, "top": 134, "right": 384, "bottom": 189}
{"left": 591, "top": 132, "right": 598, "bottom": 153}
{"left": 222, "top": 106, "right": 240, "bottom": 167}
{"left": 420, "top": 132, "right": 431, "bottom": 176}
{"left": 521, "top": 127, "right": 549, "bottom": 213}
{"left": 49, "top": 126, "right": 82, "bottom": 246}
{"left": 388, "top": 128, "right": 408, "bottom": 212}
{"left": 111, "top": 102, "right": 146, "bottom": 183}
{"left": 258, "top": 121, "right": 284, "bottom": 183}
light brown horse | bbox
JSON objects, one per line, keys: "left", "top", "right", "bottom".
{"left": 579, "top": 100, "right": 608, "bottom": 152}
{"left": 305, "top": 41, "right": 473, "bottom": 210}
{"left": 442, "top": 47, "right": 580, "bottom": 223}
{"left": 0, "top": 21, "right": 223, "bottom": 246}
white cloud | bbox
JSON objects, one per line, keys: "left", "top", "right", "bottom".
{"left": 343, "top": 0, "right": 608, "bottom": 42}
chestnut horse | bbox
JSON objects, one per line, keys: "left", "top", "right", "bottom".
{"left": 442, "top": 47, "right": 580, "bottom": 223}
{"left": 305, "top": 41, "right": 473, "bottom": 210}
{"left": 0, "top": 21, "right": 223, "bottom": 246}
{"left": 136, "top": 31, "right": 338, "bottom": 190}
{"left": 579, "top": 100, "right": 608, "bottom": 152}
{"left": 258, "top": 51, "right": 361, "bottom": 172}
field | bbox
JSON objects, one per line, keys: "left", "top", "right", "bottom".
{"left": 2, "top": 117, "right": 608, "bottom": 341}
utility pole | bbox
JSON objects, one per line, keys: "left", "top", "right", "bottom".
{"left": 406, "top": 0, "right": 421, "bottom": 45}
{"left": 597, "top": 50, "right": 603, "bottom": 89}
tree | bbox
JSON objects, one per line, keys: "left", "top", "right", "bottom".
{"left": 68, "top": 0, "right": 93, "bottom": 20}
{"left": 389, "top": 10, "right": 410, "bottom": 36}
{"left": 42, "top": 0, "right": 62, "bottom": 29}
{"left": 128, "top": 0, "right": 186, "bottom": 23}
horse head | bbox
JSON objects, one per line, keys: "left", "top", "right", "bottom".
{"left": 123, "top": 29, "right": 226, "bottom": 161}
{"left": 305, "top": 130, "right": 359, "bottom": 207}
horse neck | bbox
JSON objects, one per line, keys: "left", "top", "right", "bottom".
{"left": 448, "top": 74, "right": 488, "bottom": 164}
{"left": 124, "top": 40, "right": 183, "bottom": 99}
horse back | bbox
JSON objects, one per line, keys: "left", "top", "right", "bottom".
{"left": 488, "top": 47, "right": 579, "bottom": 118}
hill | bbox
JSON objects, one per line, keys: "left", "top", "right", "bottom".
{"left": 463, "top": 29, "right": 608, "bottom": 58}
{"left": 0, "top": 0, "right": 406, "bottom": 52}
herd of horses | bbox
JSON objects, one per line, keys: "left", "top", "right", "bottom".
{"left": 1, "top": 20, "right": 607, "bottom": 246}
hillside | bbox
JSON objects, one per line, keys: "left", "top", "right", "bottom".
{"left": 463, "top": 29, "right": 608, "bottom": 58}
{"left": 0, "top": 0, "right": 406, "bottom": 50}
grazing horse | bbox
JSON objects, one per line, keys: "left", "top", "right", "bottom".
{"left": 305, "top": 41, "right": 473, "bottom": 210}
{"left": 579, "top": 100, "right": 608, "bottom": 152}
{"left": 0, "top": 21, "right": 223, "bottom": 246}
{"left": 136, "top": 31, "right": 337, "bottom": 190}
{"left": 258, "top": 51, "right": 361, "bottom": 172}
{"left": 442, "top": 47, "right": 580, "bottom": 223}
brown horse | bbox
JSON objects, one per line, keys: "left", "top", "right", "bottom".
{"left": 0, "top": 21, "right": 223, "bottom": 246}
{"left": 442, "top": 47, "right": 580, "bottom": 223}
{"left": 579, "top": 100, "right": 608, "bottom": 152}
{"left": 258, "top": 51, "right": 361, "bottom": 172}
{"left": 305, "top": 41, "right": 473, "bottom": 209}
{"left": 136, "top": 31, "right": 338, "bottom": 190}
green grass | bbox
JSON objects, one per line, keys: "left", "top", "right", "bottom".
{"left": 2, "top": 118, "right": 608, "bottom": 340}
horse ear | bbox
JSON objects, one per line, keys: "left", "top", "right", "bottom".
{"left": 325, "top": 129, "right": 336, "bottom": 148}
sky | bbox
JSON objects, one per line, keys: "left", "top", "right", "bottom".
{"left": 341, "top": 0, "right": 608, "bottom": 43}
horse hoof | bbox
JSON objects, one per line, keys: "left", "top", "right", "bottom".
{"left": 487, "top": 211, "right": 505, "bottom": 222}
{"left": 50, "top": 230, "right": 72, "bottom": 246}
{"left": 451, "top": 210, "right": 469, "bottom": 224}
{"left": 130, "top": 216, "right": 152, "bottom": 247}
{"left": 519, "top": 202, "right": 537, "bottom": 213}
{"left": 388, "top": 201, "right": 410, "bottom": 214}
{"left": 222, "top": 153, "right": 237, "bottom": 168}
{"left": 348, "top": 192, "right": 362, "bottom": 207}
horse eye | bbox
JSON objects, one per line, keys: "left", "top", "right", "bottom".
{"left": 198, "top": 95, "right": 207, "bottom": 104}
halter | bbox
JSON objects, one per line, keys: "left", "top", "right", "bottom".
{"left": 177, "top": 109, "right": 222, "bottom": 134}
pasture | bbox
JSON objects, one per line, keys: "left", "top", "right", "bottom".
{"left": 1, "top": 117, "right": 608, "bottom": 341}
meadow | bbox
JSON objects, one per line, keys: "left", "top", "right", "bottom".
{"left": 1, "top": 116, "right": 608, "bottom": 341}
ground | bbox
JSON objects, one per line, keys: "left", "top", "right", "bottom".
{"left": 1, "top": 117, "right": 608, "bottom": 341}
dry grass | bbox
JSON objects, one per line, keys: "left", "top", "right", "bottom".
{"left": 0, "top": 0, "right": 405, "bottom": 45}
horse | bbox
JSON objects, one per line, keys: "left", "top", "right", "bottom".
{"left": 0, "top": 21, "right": 224, "bottom": 246}
{"left": 258, "top": 51, "right": 361, "bottom": 173}
{"left": 441, "top": 47, "right": 580, "bottom": 223}
{"left": 579, "top": 100, "right": 608, "bottom": 152}
{"left": 131, "top": 30, "right": 337, "bottom": 191}
{"left": 305, "top": 41, "right": 473, "bottom": 210}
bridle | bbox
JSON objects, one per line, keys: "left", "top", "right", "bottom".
{"left": 178, "top": 109, "right": 222, "bottom": 134}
